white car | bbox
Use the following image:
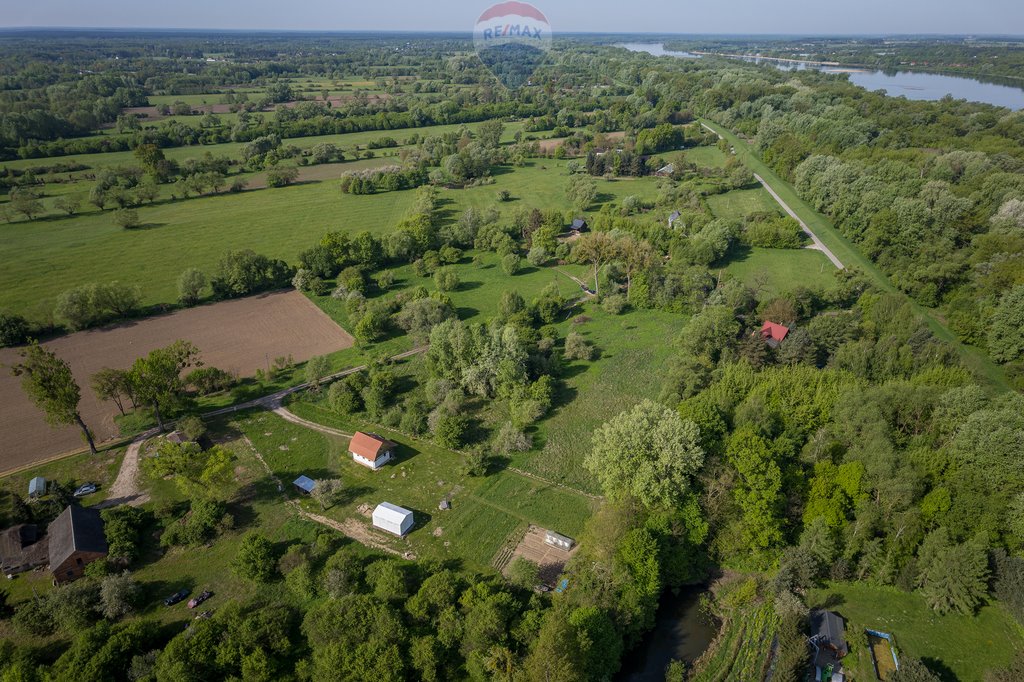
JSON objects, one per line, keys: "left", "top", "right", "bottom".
{"left": 73, "top": 483, "right": 97, "bottom": 497}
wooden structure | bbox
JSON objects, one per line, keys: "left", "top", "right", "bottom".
{"left": 48, "top": 505, "right": 108, "bottom": 583}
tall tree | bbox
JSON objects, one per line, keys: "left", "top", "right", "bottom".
{"left": 130, "top": 340, "right": 201, "bottom": 432}
{"left": 616, "top": 235, "right": 654, "bottom": 298}
{"left": 572, "top": 231, "right": 617, "bottom": 297}
{"left": 12, "top": 343, "right": 96, "bottom": 453}
{"left": 586, "top": 399, "right": 704, "bottom": 508}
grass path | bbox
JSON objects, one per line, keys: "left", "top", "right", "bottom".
{"left": 699, "top": 119, "right": 1010, "bottom": 392}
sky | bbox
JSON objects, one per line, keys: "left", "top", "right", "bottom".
{"left": 2, "top": 0, "right": 1024, "bottom": 35}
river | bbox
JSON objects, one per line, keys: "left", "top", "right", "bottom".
{"left": 617, "top": 588, "right": 720, "bottom": 681}
{"left": 615, "top": 42, "right": 1024, "bottom": 110}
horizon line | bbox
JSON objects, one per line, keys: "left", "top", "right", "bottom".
{"left": 1, "top": 26, "right": 1023, "bottom": 39}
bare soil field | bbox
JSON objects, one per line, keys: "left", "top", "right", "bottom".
{"left": 503, "top": 525, "right": 577, "bottom": 584}
{"left": 0, "top": 290, "right": 353, "bottom": 473}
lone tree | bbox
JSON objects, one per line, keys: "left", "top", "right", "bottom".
{"left": 311, "top": 479, "right": 344, "bottom": 511}
{"left": 585, "top": 399, "right": 704, "bottom": 508}
{"left": 12, "top": 343, "right": 97, "bottom": 454}
{"left": 572, "top": 231, "right": 617, "bottom": 298}
{"left": 130, "top": 340, "right": 202, "bottom": 432}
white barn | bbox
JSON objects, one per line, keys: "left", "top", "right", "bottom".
{"left": 372, "top": 503, "right": 414, "bottom": 537}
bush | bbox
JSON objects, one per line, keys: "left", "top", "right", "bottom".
{"left": 102, "top": 506, "right": 152, "bottom": 566}
{"left": 0, "top": 311, "right": 30, "bottom": 347}
{"left": 113, "top": 208, "right": 140, "bottom": 229}
{"left": 501, "top": 253, "right": 522, "bottom": 275}
{"left": 176, "top": 414, "right": 207, "bottom": 441}
{"left": 492, "top": 422, "right": 531, "bottom": 454}
{"left": 177, "top": 268, "right": 207, "bottom": 306}
{"left": 329, "top": 375, "right": 365, "bottom": 414}
{"left": 433, "top": 268, "right": 459, "bottom": 292}
{"left": 266, "top": 166, "right": 299, "bottom": 187}
{"left": 232, "top": 533, "right": 280, "bottom": 583}
{"left": 508, "top": 557, "right": 539, "bottom": 589}
{"left": 526, "top": 246, "right": 549, "bottom": 267}
{"left": 185, "top": 367, "right": 235, "bottom": 395}
{"left": 160, "top": 499, "right": 231, "bottom": 547}
{"left": 434, "top": 414, "right": 469, "bottom": 449}
{"left": 564, "top": 331, "right": 595, "bottom": 361}
{"left": 602, "top": 294, "right": 628, "bottom": 315}
{"left": 100, "top": 572, "right": 143, "bottom": 620}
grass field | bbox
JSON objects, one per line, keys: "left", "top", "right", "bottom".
{"left": 706, "top": 187, "right": 782, "bottom": 220}
{"left": 717, "top": 245, "right": 838, "bottom": 297}
{"left": 0, "top": 160, "right": 661, "bottom": 319}
{"left": 238, "top": 407, "right": 595, "bottom": 572}
{"left": 808, "top": 582, "right": 1024, "bottom": 682}
{"left": 512, "top": 304, "right": 685, "bottom": 492}
{"left": 683, "top": 145, "right": 730, "bottom": 168}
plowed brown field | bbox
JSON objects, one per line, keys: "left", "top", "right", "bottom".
{"left": 0, "top": 290, "right": 353, "bottom": 473}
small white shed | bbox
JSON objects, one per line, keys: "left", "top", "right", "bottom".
{"left": 372, "top": 502, "right": 414, "bottom": 537}
{"left": 545, "top": 530, "right": 574, "bottom": 551}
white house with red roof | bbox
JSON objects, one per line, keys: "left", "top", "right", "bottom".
{"left": 348, "top": 431, "right": 397, "bottom": 470}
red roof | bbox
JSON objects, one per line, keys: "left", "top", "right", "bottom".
{"left": 349, "top": 432, "right": 395, "bottom": 461}
{"left": 761, "top": 321, "right": 790, "bottom": 342}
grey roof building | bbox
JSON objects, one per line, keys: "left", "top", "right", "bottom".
{"left": 48, "top": 505, "right": 108, "bottom": 583}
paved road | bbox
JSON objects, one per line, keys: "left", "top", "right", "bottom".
{"left": 700, "top": 121, "right": 844, "bottom": 270}
{"left": 753, "top": 173, "right": 845, "bottom": 270}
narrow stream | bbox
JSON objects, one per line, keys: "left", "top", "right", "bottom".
{"left": 617, "top": 588, "right": 720, "bottom": 681}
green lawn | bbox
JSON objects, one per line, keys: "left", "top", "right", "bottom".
{"left": 513, "top": 304, "right": 685, "bottom": 493}
{"left": 700, "top": 118, "right": 1010, "bottom": 391}
{"left": 717, "top": 245, "right": 838, "bottom": 297}
{"left": 684, "top": 145, "right": 730, "bottom": 169}
{"left": 706, "top": 187, "right": 782, "bottom": 221}
{"left": 808, "top": 582, "right": 1024, "bottom": 682}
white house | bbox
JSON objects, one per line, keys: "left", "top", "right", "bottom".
{"left": 372, "top": 503, "right": 414, "bottom": 537}
{"left": 348, "top": 432, "right": 396, "bottom": 470}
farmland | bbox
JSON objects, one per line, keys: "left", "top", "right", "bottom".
{"left": 0, "top": 290, "right": 352, "bottom": 470}
{"left": 1, "top": 25, "right": 1022, "bottom": 682}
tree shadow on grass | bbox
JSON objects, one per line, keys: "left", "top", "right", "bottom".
{"left": 817, "top": 592, "right": 845, "bottom": 609}
{"left": 921, "top": 658, "right": 957, "bottom": 682}
{"left": 457, "top": 280, "right": 483, "bottom": 291}
{"left": 456, "top": 306, "right": 480, "bottom": 321}
{"left": 126, "top": 222, "right": 169, "bottom": 231}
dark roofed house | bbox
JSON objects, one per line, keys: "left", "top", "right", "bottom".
{"left": 570, "top": 218, "right": 588, "bottom": 234}
{"left": 0, "top": 524, "right": 49, "bottom": 576}
{"left": 810, "top": 610, "right": 848, "bottom": 681}
{"left": 760, "top": 321, "right": 790, "bottom": 349}
{"left": 48, "top": 505, "right": 108, "bottom": 583}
